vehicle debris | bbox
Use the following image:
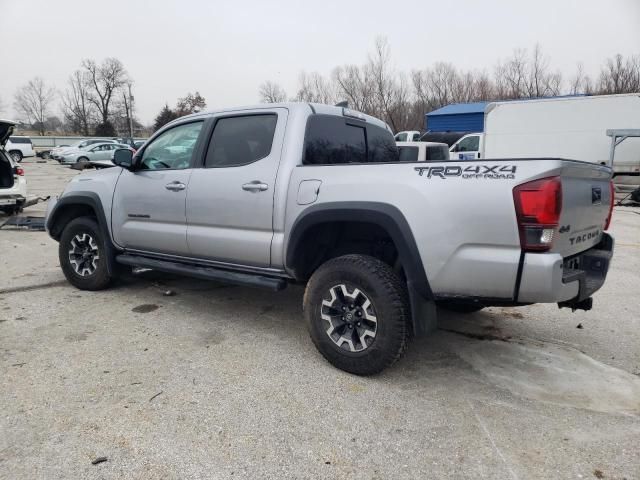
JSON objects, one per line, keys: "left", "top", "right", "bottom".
{"left": 91, "top": 457, "right": 108, "bottom": 465}
{"left": 0, "top": 215, "right": 46, "bottom": 231}
{"left": 149, "top": 391, "right": 163, "bottom": 402}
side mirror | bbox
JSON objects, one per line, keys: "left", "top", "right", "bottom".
{"left": 113, "top": 148, "right": 134, "bottom": 169}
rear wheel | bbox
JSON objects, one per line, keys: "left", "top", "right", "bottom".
{"left": 304, "top": 254, "right": 409, "bottom": 375}
{"left": 9, "top": 151, "right": 22, "bottom": 163}
{"left": 59, "top": 217, "right": 113, "bottom": 290}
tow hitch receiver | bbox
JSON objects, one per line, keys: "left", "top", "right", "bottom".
{"left": 558, "top": 297, "right": 593, "bottom": 312}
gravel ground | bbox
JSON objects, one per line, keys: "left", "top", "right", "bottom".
{"left": 1, "top": 159, "right": 639, "bottom": 480}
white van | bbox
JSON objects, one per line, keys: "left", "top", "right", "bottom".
{"left": 448, "top": 94, "right": 640, "bottom": 182}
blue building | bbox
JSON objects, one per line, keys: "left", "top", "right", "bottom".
{"left": 425, "top": 101, "right": 488, "bottom": 133}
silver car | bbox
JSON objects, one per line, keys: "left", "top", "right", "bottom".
{"left": 59, "top": 143, "right": 130, "bottom": 165}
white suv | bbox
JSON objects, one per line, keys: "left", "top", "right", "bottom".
{"left": 1, "top": 122, "right": 28, "bottom": 215}
{"left": 5, "top": 136, "right": 35, "bottom": 163}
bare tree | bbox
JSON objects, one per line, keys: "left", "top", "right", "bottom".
{"left": 61, "top": 70, "right": 95, "bottom": 135}
{"left": 13, "top": 77, "right": 56, "bottom": 135}
{"left": 82, "top": 58, "right": 128, "bottom": 133}
{"left": 597, "top": 54, "right": 640, "bottom": 94}
{"left": 295, "top": 72, "right": 336, "bottom": 104}
{"left": 332, "top": 64, "right": 375, "bottom": 113}
{"left": 259, "top": 81, "right": 287, "bottom": 103}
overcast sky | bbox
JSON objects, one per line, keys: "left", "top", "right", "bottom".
{"left": 1, "top": 0, "right": 639, "bottom": 124}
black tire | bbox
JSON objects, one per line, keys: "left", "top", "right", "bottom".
{"left": 437, "top": 301, "right": 484, "bottom": 313}
{"left": 59, "top": 216, "right": 113, "bottom": 290}
{"left": 77, "top": 157, "right": 89, "bottom": 163}
{"left": 303, "top": 254, "right": 409, "bottom": 375}
{"left": 9, "top": 151, "right": 22, "bottom": 163}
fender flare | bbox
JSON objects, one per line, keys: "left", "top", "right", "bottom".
{"left": 286, "top": 201, "right": 437, "bottom": 336}
{"left": 46, "top": 191, "right": 120, "bottom": 276}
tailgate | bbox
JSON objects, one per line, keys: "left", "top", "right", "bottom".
{"left": 553, "top": 162, "right": 612, "bottom": 257}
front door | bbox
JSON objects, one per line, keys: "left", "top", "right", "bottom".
{"left": 450, "top": 134, "right": 481, "bottom": 160}
{"left": 186, "top": 109, "right": 287, "bottom": 267}
{"left": 111, "top": 120, "right": 205, "bottom": 256}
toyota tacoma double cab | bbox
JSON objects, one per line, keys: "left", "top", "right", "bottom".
{"left": 45, "top": 103, "right": 615, "bottom": 375}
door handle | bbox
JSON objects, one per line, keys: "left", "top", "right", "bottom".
{"left": 165, "top": 181, "right": 186, "bottom": 191}
{"left": 242, "top": 181, "right": 269, "bottom": 192}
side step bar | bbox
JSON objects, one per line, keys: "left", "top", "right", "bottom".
{"left": 116, "top": 254, "right": 288, "bottom": 291}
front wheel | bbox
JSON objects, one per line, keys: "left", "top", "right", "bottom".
{"left": 303, "top": 254, "right": 409, "bottom": 375}
{"left": 59, "top": 217, "right": 113, "bottom": 290}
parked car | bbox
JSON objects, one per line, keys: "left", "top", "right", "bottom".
{"left": 133, "top": 140, "right": 146, "bottom": 151}
{"left": 5, "top": 135, "right": 35, "bottom": 163}
{"left": 45, "top": 103, "right": 614, "bottom": 375}
{"left": 51, "top": 139, "right": 117, "bottom": 160}
{"left": 396, "top": 141, "right": 450, "bottom": 161}
{"left": 1, "top": 121, "right": 28, "bottom": 215}
{"left": 394, "top": 130, "right": 421, "bottom": 142}
{"left": 58, "top": 142, "right": 131, "bottom": 165}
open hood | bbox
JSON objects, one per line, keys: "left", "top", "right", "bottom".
{"left": 0, "top": 119, "right": 16, "bottom": 147}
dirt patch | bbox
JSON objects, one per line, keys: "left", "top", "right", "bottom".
{"left": 132, "top": 304, "right": 159, "bottom": 313}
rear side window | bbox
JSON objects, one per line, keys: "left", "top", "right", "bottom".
{"left": 398, "top": 146, "right": 419, "bottom": 162}
{"left": 303, "top": 115, "right": 398, "bottom": 165}
{"left": 205, "top": 114, "right": 277, "bottom": 168}
{"left": 9, "top": 137, "right": 31, "bottom": 144}
{"left": 425, "top": 145, "right": 449, "bottom": 161}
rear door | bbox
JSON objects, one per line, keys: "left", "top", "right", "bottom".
{"left": 185, "top": 108, "right": 287, "bottom": 267}
{"left": 111, "top": 120, "right": 205, "bottom": 256}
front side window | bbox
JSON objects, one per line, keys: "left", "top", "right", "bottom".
{"left": 395, "top": 132, "right": 407, "bottom": 142}
{"left": 205, "top": 114, "right": 277, "bottom": 168}
{"left": 140, "top": 121, "right": 203, "bottom": 170}
{"left": 411, "top": 133, "right": 421, "bottom": 141}
{"left": 457, "top": 135, "right": 480, "bottom": 152}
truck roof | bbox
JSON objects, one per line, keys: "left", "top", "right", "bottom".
{"left": 171, "top": 102, "right": 391, "bottom": 132}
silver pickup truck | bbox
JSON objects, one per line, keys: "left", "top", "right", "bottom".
{"left": 45, "top": 103, "right": 615, "bottom": 375}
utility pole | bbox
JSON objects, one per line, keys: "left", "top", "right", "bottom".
{"left": 127, "top": 83, "right": 134, "bottom": 140}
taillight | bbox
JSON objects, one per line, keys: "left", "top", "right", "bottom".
{"left": 604, "top": 180, "right": 615, "bottom": 230}
{"left": 513, "top": 176, "right": 562, "bottom": 252}
{"left": 14, "top": 167, "right": 25, "bottom": 176}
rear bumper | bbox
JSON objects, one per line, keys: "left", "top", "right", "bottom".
{"left": 517, "top": 233, "right": 614, "bottom": 303}
{"left": 0, "top": 193, "right": 26, "bottom": 206}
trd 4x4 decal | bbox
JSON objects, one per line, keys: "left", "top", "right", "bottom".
{"left": 414, "top": 164, "right": 517, "bottom": 180}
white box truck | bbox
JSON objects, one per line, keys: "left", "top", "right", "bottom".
{"left": 449, "top": 94, "right": 640, "bottom": 185}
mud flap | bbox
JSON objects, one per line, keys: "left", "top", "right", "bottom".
{"left": 407, "top": 280, "right": 438, "bottom": 336}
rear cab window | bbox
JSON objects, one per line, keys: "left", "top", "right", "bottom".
{"left": 398, "top": 146, "right": 419, "bottom": 162}
{"left": 303, "top": 115, "right": 398, "bottom": 165}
